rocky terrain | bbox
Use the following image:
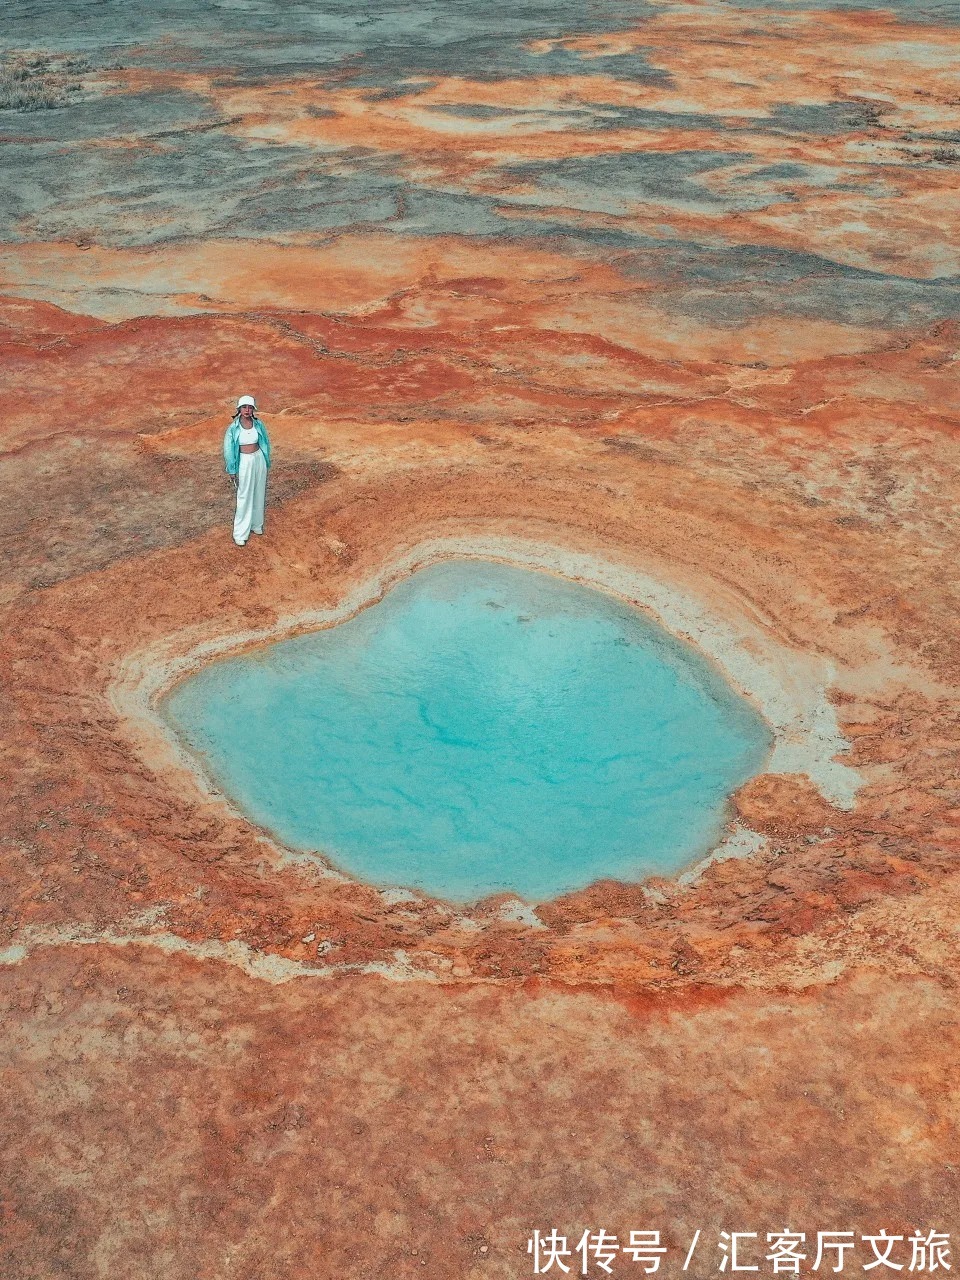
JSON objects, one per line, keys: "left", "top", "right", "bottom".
{"left": 2, "top": 0, "right": 959, "bottom": 1276}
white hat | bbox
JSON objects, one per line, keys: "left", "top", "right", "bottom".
{"left": 236, "top": 394, "right": 256, "bottom": 408}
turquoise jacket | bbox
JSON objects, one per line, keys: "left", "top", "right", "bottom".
{"left": 223, "top": 416, "right": 271, "bottom": 475}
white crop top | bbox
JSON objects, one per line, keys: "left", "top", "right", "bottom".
{"left": 238, "top": 424, "right": 258, "bottom": 445}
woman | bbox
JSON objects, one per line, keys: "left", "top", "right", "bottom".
{"left": 223, "top": 394, "right": 272, "bottom": 546}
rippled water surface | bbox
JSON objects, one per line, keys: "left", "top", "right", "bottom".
{"left": 162, "top": 560, "right": 773, "bottom": 901}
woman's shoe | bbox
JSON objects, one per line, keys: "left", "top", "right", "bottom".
{"left": 234, "top": 538, "right": 246, "bottom": 547}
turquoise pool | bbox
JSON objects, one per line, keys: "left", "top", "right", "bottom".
{"left": 162, "top": 560, "right": 773, "bottom": 902}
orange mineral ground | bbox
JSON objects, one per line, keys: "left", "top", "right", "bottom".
{"left": 2, "top": 0, "right": 960, "bottom": 1275}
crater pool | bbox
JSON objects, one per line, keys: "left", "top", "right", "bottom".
{"left": 162, "top": 560, "right": 773, "bottom": 902}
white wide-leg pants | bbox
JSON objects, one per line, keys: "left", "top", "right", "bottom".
{"left": 233, "top": 450, "right": 267, "bottom": 545}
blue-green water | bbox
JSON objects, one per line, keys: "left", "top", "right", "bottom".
{"left": 162, "top": 560, "right": 773, "bottom": 902}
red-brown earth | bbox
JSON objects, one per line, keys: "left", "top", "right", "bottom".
{"left": 2, "top": 1, "right": 959, "bottom": 1275}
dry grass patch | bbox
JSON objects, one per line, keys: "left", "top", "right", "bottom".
{"left": 0, "top": 52, "right": 88, "bottom": 112}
